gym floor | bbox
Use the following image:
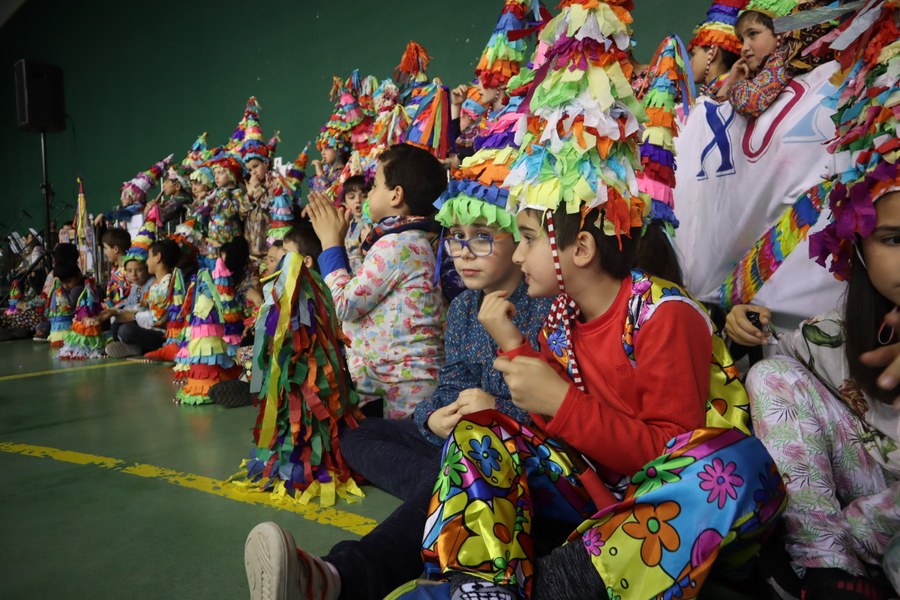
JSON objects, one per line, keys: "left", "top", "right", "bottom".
{"left": 0, "top": 340, "right": 756, "bottom": 599}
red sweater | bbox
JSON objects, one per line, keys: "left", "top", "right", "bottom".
{"left": 503, "top": 277, "right": 710, "bottom": 476}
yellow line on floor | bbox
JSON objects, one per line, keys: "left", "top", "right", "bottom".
{"left": 0, "top": 441, "right": 377, "bottom": 536}
{"left": 0, "top": 361, "right": 147, "bottom": 381}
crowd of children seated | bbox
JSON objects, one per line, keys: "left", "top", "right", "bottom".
{"left": 2, "top": 1, "right": 898, "bottom": 599}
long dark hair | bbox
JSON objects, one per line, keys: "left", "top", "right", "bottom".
{"left": 845, "top": 247, "right": 897, "bottom": 403}
{"left": 221, "top": 237, "right": 250, "bottom": 287}
{"left": 636, "top": 222, "right": 685, "bottom": 287}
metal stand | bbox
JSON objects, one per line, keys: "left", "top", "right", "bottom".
{"left": 40, "top": 130, "right": 55, "bottom": 245}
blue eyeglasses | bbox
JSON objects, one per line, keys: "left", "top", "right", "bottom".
{"left": 442, "top": 232, "right": 513, "bottom": 257}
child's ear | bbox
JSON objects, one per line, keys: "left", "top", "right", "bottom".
{"left": 571, "top": 231, "right": 598, "bottom": 268}
{"left": 389, "top": 184, "right": 405, "bottom": 209}
{"left": 302, "top": 255, "right": 314, "bottom": 269}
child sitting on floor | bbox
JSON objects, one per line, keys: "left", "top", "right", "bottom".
{"left": 101, "top": 227, "right": 131, "bottom": 309}
{"left": 243, "top": 170, "right": 553, "bottom": 600}
{"left": 306, "top": 143, "right": 447, "bottom": 419}
{"left": 104, "top": 238, "right": 179, "bottom": 358}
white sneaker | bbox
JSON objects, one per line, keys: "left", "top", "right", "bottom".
{"left": 244, "top": 522, "right": 340, "bottom": 600}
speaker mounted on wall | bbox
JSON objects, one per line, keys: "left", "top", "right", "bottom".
{"left": 14, "top": 59, "right": 66, "bottom": 133}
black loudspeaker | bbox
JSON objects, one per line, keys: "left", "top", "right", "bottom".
{"left": 14, "top": 59, "right": 65, "bottom": 133}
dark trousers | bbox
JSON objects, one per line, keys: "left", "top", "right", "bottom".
{"left": 326, "top": 418, "right": 442, "bottom": 600}
{"left": 114, "top": 321, "right": 165, "bottom": 353}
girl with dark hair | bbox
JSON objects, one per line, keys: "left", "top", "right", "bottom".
{"left": 744, "top": 14, "right": 900, "bottom": 594}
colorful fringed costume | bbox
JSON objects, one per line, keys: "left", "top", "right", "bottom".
{"left": 403, "top": 79, "right": 451, "bottom": 160}
{"left": 58, "top": 279, "right": 104, "bottom": 360}
{"left": 174, "top": 269, "right": 240, "bottom": 405}
{"left": 230, "top": 252, "right": 363, "bottom": 506}
{"left": 46, "top": 278, "right": 73, "bottom": 347}
{"left": 144, "top": 268, "right": 186, "bottom": 362}
{"left": 212, "top": 258, "right": 244, "bottom": 354}
{"left": 172, "top": 279, "right": 196, "bottom": 386}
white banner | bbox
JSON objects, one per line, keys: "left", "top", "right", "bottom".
{"left": 673, "top": 62, "right": 847, "bottom": 331}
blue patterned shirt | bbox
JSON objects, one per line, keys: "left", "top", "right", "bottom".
{"left": 413, "top": 281, "right": 552, "bottom": 445}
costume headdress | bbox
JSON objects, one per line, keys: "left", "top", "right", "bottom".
{"left": 743, "top": 0, "right": 798, "bottom": 18}
{"left": 637, "top": 35, "right": 695, "bottom": 234}
{"left": 230, "top": 252, "right": 363, "bottom": 506}
{"left": 809, "top": 1, "right": 900, "bottom": 281}
{"left": 689, "top": 0, "right": 749, "bottom": 55}
{"left": 58, "top": 278, "right": 104, "bottom": 360}
{"left": 206, "top": 150, "right": 245, "bottom": 186}
{"left": 181, "top": 132, "right": 210, "bottom": 173}
{"left": 403, "top": 79, "right": 451, "bottom": 159}
{"left": 475, "top": 0, "right": 543, "bottom": 89}
{"left": 5, "top": 279, "right": 22, "bottom": 315}
{"left": 238, "top": 97, "right": 274, "bottom": 164}
{"left": 122, "top": 204, "right": 161, "bottom": 264}
{"left": 394, "top": 40, "right": 432, "bottom": 87}
{"left": 121, "top": 154, "right": 173, "bottom": 204}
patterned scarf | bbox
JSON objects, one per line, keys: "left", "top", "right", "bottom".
{"left": 360, "top": 214, "right": 436, "bottom": 256}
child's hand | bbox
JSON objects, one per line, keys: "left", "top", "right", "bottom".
{"left": 93, "top": 214, "right": 106, "bottom": 227}
{"left": 729, "top": 58, "right": 750, "bottom": 84}
{"left": 450, "top": 84, "right": 469, "bottom": 107}
{"left": 493, "top": 356, "right": 569, "bottom": 417}
{"left": 305, "top": 191, "right": 349, "bottom": 250}
{"left": 455, "top": 388, "right": 496, "bottom": 416}
{"left": 427, "top": 402, "right": 462, "bottom": 439}
{"left": 860, "top": 311, "right": 900, "bottom": 407}
{"left": 478, "top": 290, "right": 524, "bottom": 351}
{"left": 311, "top": 159, "right": 324, "bottom": 177}
{"left": 725, "top": 304, "right": 772, "bottom": 346}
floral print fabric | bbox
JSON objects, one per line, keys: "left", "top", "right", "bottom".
{"left": 423, "top": 411, "right": 785, "bottom": 599}
{"left": 748, "top": 348, "right": 900, "bottom": 577}
{"left": 324, "top": 228, "right": 445, "bottom": 418}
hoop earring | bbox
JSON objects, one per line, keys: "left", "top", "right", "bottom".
{"left": 879, "top": 307, "right": 898, "bottom": 346}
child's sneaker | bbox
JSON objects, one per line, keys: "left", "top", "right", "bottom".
{"left": 104, "top": 342, "right": 142, "bottom": 358}
{"left": 244, "top": 522, "right": 340, "bottom": 600}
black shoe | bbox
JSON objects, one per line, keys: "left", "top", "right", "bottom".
{"left": 209, "top": 380, "right": 252, "bottom": 408}
{"left": 801, "top": 568, "right": 890, "bottom": 600}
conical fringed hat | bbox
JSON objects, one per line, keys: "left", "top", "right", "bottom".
{"left": 403, "top": 79, "right": 451, "bottom": 159}
{"left": 504, "top": 0, "right": 648, "bottom": 242}
{"left": 225, "top": 97, "right": 258, "bottom": 153}
{"left": 435, "top": 38, "right": 552, "bottom": 238}
{"left": 743, "top": 0, "right": 798, "bottom": 17}
{"left": 182, "top": 132, "right": 211, "bottom": 173}
{"left": 316, "top": 76, "right": 355, "bottom": 154}
{"left": 144, "top": 268, "right": 187, "bottom": 362}
{"left": 175, "top": 269, "right": 240, "bottom": 405}
{"left": 810, "top": 1, "right": 900, "bottom": 281}
{"left": 229, "top": 252, "right": 363, "bottom": 507}
{"left": 47, "top": 278, "right": 73, "bottom": 348}
{"left": 284, "top": 144, "right": 310, "bottom": 205}
{"left": 367, "top": 79, "right": 411, "bottom": 172}
{"left": 475, "top": 0, "right": 543, "bottom": 89}
{"left": 394, "top": 40, "right": 432, "bottom": 87}
{"left": 58, "top": 279, "right": 104, "bottom": 360}
{"left": 238, "top": 97, "right": 274, "bottom": 164}
{"left": 123, "top": 204, "right": 162, "bottom": 264}
{"left": 267, "top": 176, "right": 297, "bottom": 243}
{"left": 689, "top": 0, "right": 749, "bottom": 55}
{"left": 5, "top": 279, "right": 22, "bottom": 315}
{"left": 637, "top": 35, "right": 695, "bottom": 235}
{"left": 121, "top": 154, "right": 173, "bottom": 203}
